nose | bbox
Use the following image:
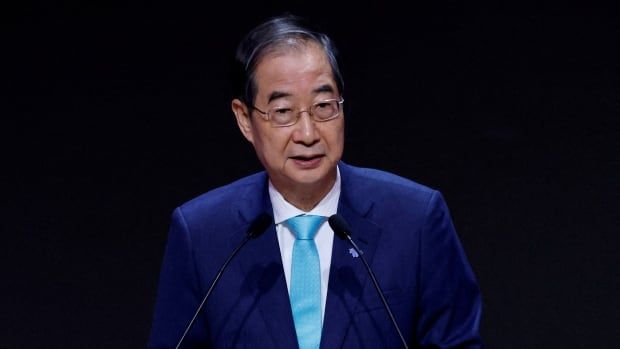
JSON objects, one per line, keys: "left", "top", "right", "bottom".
{"left": 291, "top": 111, "right": 320, "bottom": 146}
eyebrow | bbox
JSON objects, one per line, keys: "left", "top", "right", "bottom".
{"left": 266, "top": 84, "right": 336, "bottom": 104}
{"left": 266, "top": 91, "right": 292, "bottom": 104}
{"left": 313, "top": 84, "right": 335, "bottom": 94}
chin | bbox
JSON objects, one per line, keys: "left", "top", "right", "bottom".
{"left": 287, "top": 166, "right": 335, "bottom": 187}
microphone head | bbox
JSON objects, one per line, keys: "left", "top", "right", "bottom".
{"left": 247, "top": 213, "right": 273, "bottom": 238}
{"left": 328, "top": 214, "right": 351, "bottom": 240}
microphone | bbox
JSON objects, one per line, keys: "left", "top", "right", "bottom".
{"left": 328, "top": 214, "right": 409, "bottom": 349}
{"left": 175, "top": 213, "right": 273, "bottom": 349}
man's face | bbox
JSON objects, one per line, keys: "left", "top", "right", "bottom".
{"left": 234, "top": 42, "right": 344, "bottom": 196}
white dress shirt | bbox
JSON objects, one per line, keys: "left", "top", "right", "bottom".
{"left": 268, "top": 167, "right": 341, "bottom": 321}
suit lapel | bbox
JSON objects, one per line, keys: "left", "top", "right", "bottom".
{"left": 320, "top": 163, "right": 382, "bottom": 348}
{"left": 229, "top": 164, "right": 382, "bottom": 349}
{"left": 233, "top": 175, "right": 299, "bottom": 349}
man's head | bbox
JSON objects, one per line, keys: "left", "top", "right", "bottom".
{"left": 232, "top": 15, "right": 344, "bottom": 107}
{"left": 231, "top": 15, "right": 345, "bottom": 208}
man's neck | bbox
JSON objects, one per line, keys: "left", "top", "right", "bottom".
{"left": 272, "top": 172, "right": 337, "bottom": 212}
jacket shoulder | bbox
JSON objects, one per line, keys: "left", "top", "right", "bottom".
{"left": 344, "top": 163, "right": 437, "bottom": 198}
{"left": 176, "top": 171, "right": 267, "bottom": 221}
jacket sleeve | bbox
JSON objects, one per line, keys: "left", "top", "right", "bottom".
{"left": 416, "top": 191, "right": 484, "bottom": 348}
{"left": 148, "top": 207, "right": 211, "bottom": 348}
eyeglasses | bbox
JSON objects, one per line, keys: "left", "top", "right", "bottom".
{"left": 252, "top": 98, "right": 344, "bottom": 127}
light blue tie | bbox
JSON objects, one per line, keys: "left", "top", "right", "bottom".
{"left": 286, "top": 214, "right": 324, "bottom": 349}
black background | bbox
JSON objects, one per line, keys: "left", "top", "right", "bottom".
{"left": 3, "top": 2, "right": 619, "bottom": 348}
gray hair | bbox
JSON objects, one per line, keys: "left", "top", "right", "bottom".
{"left": 232, "top": 14, "right": 344, "bottom": 106}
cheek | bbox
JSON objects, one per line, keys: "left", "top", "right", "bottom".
{"left": 265, "top": 132, "right": 291, "bottom": 152}
{"left": 325, "top": 123, "right": 345, "bottom": 151}
{"left": 254, "top": 128, "right": 291, "bottom": 159}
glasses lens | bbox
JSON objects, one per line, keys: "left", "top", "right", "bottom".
{"left": 266, "top": 99, "right": 342, "bottom": 127}
{"left": 269, "top": 107, "right": 295, "bottom": 126}
{"left": 312, "top": 100, "right": 340, "bottom": 120}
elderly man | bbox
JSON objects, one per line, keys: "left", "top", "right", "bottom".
{"left": 149, "top": 14, "right": 483, "bottom": 349}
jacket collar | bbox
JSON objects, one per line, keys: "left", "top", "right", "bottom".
{"left": 321, "top": 162, "right": 382, "bottom": 348}
{"left": 233, "top": 162, "right": 382, "bottom": 348}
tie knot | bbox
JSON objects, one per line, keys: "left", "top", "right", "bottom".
{"left": 286, "top": 215, "right": 325, "bottom": 240}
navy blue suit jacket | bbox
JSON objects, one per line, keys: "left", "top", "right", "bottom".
{"left": 149, "top": 162, "right": 483, "bottom": 348}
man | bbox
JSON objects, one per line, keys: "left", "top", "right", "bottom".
{"left": 149, "top": 14, "right": 483, "bottom": 348}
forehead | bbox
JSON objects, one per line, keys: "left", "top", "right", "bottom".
{"left": 253, "top": 42, "right": 336, "bottom": 101}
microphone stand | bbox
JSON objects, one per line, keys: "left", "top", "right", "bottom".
{"left": 344, "top": 234, "right": 409, "bottom": 349}
{"left": 175, "top": 213, "right": 272, "bottom": 349}
{"left": 329, "top": 214, "right": 409, "bottom": 349}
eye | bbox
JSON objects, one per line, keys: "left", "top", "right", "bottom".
{"left": 313, "top": 101, "right": 337, "bottom": 119}
{"left": 273, "top": 107, "right": 293, "bottom": 115}
{"left": 270, "top": 107, "right": 295, "bottom": 125}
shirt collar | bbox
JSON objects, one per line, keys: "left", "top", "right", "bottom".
{"left": 268, "top": 166, "right": 341, "bottom": 225}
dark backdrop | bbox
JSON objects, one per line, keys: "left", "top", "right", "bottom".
{"left": 3, "top": 2, "right": 619, "bottom": 348}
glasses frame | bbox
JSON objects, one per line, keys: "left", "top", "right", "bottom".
{"left": 251, "top": 97, "right": 344, "bottom": 128}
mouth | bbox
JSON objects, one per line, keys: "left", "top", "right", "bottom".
{"left": 290, "top": 154, "right": 323, "bottom": 161}
{"left": 289, "top": 154, "right": 325, "bottom": 168}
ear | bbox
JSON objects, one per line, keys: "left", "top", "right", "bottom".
{"left": 232, "top": 98, "right": 254, "bottom": 144}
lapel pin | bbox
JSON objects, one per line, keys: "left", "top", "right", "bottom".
{"left": 348, "top": 248, "right": 359, "bottom": 258}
